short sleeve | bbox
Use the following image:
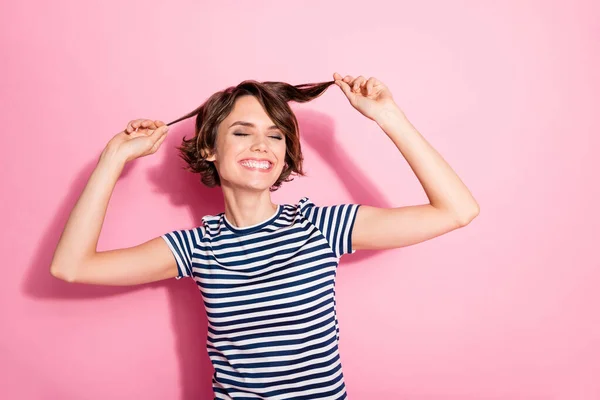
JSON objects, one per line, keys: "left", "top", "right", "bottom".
{"left": 299, "top": 198, "right": 361, "bottom": 258}
{"left": 161, "top": 228, "right": 202, "bottom": 280}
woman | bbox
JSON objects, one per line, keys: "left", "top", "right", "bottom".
{"left": 50, "top": 72, "right": 479, "bottom": 399}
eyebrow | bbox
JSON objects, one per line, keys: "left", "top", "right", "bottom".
{"left": 228, "top": 121, "right": 280, "bottom": 130}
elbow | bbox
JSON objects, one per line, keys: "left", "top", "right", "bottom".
{"left": 456, "top": 205, "right": 480, "bottom": 227}
{"left": 50, "top": 265, "right": 76, "bottom": 283}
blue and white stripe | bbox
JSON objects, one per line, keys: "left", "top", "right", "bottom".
{"left": 162, "top": 197, "right": 361, "bottom": 399}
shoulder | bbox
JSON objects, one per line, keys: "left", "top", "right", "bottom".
{"left": 199, "top": 211, "right": 231, "bottom": 237}
{"left": 166, "top": 211, "right": 226, "bottom": 241}
{"left": 295, "top": 196, "right": 360, "bottom": 217}
{"left": 296, "top": 196, "right": 315, "bottom": 213}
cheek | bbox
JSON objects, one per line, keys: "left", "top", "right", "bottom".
{"left": 217, "top": 141, "right": 240, "bottom": 162}
{"left": 275, "top": 141, "right": 287, "bottom": 159}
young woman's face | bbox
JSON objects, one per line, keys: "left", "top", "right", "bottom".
{"left": 208, "top": 95, "right": 287, "bottom": 192}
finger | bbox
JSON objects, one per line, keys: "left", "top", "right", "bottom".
{"left": 343, "top": 75, "right": 354, "bottom": 84}
{"left": 371, "top": 77, "right": 386, "bottom": 90}
{"left": 150, "top": 124, "right": 169, "bottom": 141}
{"left": 127, "top": 119, "right": 138, "bottom": 133}
{"left": 333, "top": 72, "right": 343, "bottom": 81}
{"left": 126, "top": 120, "right": 138, "bottom": 133}
{"left": 132, "top": 119, "right": 147, "bottom": 130}
{"left": 155, "top": 120, "right": 166, "bottom": 128}
{"left": 352, "top": 76, "right": 366, "bottom": 92}
{"left": 366, "top": 77, "right": 376, "bottom": 96}
{"left": 336, "top": 78, "right": 354, "bottom": 99}
{"left": 141, "top": 120, "right": 157, "bottom": 130}
{"left": 151, "top": 130, "right": 168, "bottom": 153}
{"left": 150, "top": 125, "right": 169, "bottom": 151}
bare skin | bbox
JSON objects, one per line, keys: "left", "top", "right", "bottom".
{"left": 49, "top": 71, "right": 479, "bottom": 286}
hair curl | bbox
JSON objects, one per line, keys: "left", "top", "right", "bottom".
{"left": 167, "top": 79, "right": 336, "bottom": 191}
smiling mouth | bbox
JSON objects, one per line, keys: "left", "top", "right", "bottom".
{"left": 239, "top": 160, "right": 274, "bottom": 172}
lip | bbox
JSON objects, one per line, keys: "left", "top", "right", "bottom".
{"left": 238, "top": 158, "right": 274, "bottom": 172}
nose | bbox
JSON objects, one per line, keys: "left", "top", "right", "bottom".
{"left": 250, "top": 136, "right": 268, "bottom": 152}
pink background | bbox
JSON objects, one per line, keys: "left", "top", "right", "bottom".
{"left": 1, "top": 1, "right": 599, "bottom": 399}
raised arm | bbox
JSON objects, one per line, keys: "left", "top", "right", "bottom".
{"left": 50, "top": 119, "right": 178, "bottom": 285}
{"left": 333, "top": 73, "right": 479, "bottom": 251}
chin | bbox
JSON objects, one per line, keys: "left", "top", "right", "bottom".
{"left": 242, "top": 179, "right": 277, "bottom": 192}
{"left": 220, "top": 166, "right": 282, "bottom": 192}
{"left": 221, "top": 176, "right": 277, "bottom": 192}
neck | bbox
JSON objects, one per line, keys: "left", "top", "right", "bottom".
{"left": 221, "top": 186, "right": 278, "bottom": 228}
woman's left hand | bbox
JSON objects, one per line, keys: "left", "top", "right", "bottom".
{"left": 333, "top": 72, "right": 403, "bottom": 122}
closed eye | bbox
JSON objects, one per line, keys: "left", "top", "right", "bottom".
{"left": 233, "top": 132, "right": 283, "bottom": 140}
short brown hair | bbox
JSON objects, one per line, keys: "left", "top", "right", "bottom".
{"left": 169, "top": 79, "right": 335, "bottom": 191}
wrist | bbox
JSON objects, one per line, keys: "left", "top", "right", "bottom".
{"left": 99, "top": 146, "right": 127, "bottom": 171}
{"left": 375, "top": 103, "right": 407, "bottom": 129}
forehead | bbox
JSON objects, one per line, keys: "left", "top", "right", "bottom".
{"left": 224, "top": 95, "right": 273, "bottom": 124}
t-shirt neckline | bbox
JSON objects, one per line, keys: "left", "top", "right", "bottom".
{"left": 223, "top": 205, "right": 282, "bottom": 235}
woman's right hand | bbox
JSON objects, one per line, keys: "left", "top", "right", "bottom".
{"left": 102, "top": 119, "right": 170, "bottom": 164}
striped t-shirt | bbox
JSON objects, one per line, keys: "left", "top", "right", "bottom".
{"left": 161, "top": 197, "right": 361, "bottom": 399}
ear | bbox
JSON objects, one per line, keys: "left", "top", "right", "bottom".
{"left": 201, "top": 148, "right": 217, "bottom": 162}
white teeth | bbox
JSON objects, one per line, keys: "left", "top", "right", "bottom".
{"left": 241, "top": 160, "right": 271, "bottom": 169}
